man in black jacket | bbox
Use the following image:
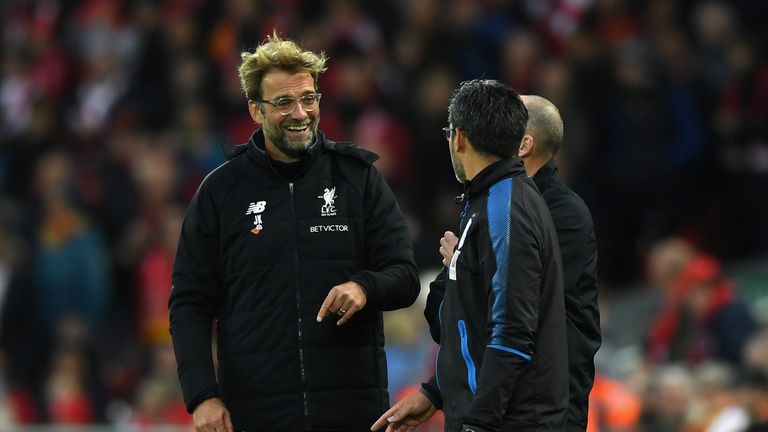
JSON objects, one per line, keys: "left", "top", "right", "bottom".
{"left": 434, "top": 95, "right": 601, "bottom": 431}
{"left": 373, "top": 80, "right": 568, "bottom": 432}
{"left": 518, "top": 95, "right": 600, "bottom": 430}
{"left": 169, "top": 33, "right": 420, "bottom": 432}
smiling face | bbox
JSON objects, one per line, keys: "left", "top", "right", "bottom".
{"left": 249, "top": 70, "right": 319, "bottom": 162}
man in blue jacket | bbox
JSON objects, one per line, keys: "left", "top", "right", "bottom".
{"left": 373, "top": 80, "right": 567, "bottom": 432}
{"left": 435, "top": 95, "right": 601, "bottom": 431}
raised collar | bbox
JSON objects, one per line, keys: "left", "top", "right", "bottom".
{"left": 464, "top": 157, "right": 527, "bottom": 200}
{"left": 531, "top": 159, "right": 559, "bottom": 194}
{"left": 247, "top": 128, "right": 323, "bottom": 159}
{"left": 245, "top": 129, "right": 324, "bottom": 179}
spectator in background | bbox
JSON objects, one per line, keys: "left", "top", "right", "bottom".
{"left": 746, "top": 328, "right": 768, "bottom": 378}
{"left": 586, "top": 373, "right": 642, "bottom": 432}
{"left": 645, "top": 237, "right": 697, "bottom": 299}
{"left": 44, "top": 346, "right": 94, "bottom": 425}
{"left": 744, "top": 369, "right": 768, "bottom": 431}
{"left": 132, "top": 342, "right": 189, "bottom": 427}
{"left": 136, "top": 206, "right": 183, "bottom": 344}
{"left": 638, "top": 364, "right": 695, "bottom": 432}
{"left": 32, "top": 151, "right": 111, "bottom": 342}
{"left": 647, "top": 253, "right": 755, "bottom": 366}
{"left": 169, "top": 32, "right": 419, "bottom": 432}
{"left": 691, "top": 361, "right": 749, "bottom": 432}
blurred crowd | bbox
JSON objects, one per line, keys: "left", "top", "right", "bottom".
{"left": 0, "top": 0, "right": 766, "bottom": 429}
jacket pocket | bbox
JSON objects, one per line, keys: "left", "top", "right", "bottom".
{"left": 457, "top": 319, "right": 477, "bottom": 393}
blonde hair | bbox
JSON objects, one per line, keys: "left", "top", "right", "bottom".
{"left": 238, "top": 31, "right": 328, "bottom": 101}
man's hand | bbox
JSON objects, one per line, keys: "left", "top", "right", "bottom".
{"left": 439, "top": 231, "right": 458, "bottom": 267}
{"left": 192, "top": 398, "right": 233, "bottom": 432}
{"left": 316, "top": 281, "right": 367, "bottom": 326}
{"left": 371, "top": 391, "right": 436, "bottom": 432}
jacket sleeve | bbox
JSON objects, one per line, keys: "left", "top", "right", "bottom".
{"left": 424, "top": 268, "right": 448, "bottom": 344}
{"left": 555, "top": 198, "right": 600, "bottom": 424}
{"left": 350, "top": 166, "right": 420, "bottom": 311}
{"left": 421, "top": 374, "right": 443, "bottom": 409}
{"left": 169, "top": 183, "right": 223, "bottom": 413}
{"left": 464, "top": 184, "right": 542, "bottom": 431}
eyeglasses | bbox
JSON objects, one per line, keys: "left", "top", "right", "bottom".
{"left": 257, "top": 93, "right": 322, "bottom": 116}
{"left": 442, "top": 126, "right": 455, "bottom": 141}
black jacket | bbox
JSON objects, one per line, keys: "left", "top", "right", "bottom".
{"left": 169, "top": 130, "right": 419, "bottom": 431}
{"left": 532, "top": 160, "right": 600, "bottom": 431}
{"left": 422, "top": 159, "right": 568, "bottom": 431}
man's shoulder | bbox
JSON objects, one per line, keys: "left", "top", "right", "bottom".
{"left": 512, "top": 176, "right": 556, "bottom": 226}
{"left": 323, "top": 140, "right": 379, "bottom": 166}
{"left": 547, "top": 180, "right": 591, "bottom": 216}
{"left": 198, "top": 155, "right": 252, "bottom": 193}
{"left": 541, "top": 179, "right": 595, "bottom": 235}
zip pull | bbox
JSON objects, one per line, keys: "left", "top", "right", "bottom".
{"left": 289, "top": 182, "right": 294, "bottom": 194}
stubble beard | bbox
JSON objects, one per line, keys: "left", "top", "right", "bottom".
{"left": 450, "top": 146, "right": 467, "bottom": 183}
{"left": 263, "top": 116, "right": 319, "bottom": 159}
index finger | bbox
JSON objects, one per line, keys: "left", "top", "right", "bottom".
{"left": 371, "top": 405, "right": 399, "bottom": 431}
{"left": 316, "top": 289, "right": 338, "bottom": 322}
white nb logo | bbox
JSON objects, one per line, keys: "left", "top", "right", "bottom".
{"left": 246, "top": 201, "right": 266, "bottom": 215}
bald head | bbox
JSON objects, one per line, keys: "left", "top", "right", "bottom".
{"left": 520, "top": 95, "right": 563, "bottom": 159}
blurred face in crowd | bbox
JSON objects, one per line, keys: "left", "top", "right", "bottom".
{"left": 249, "top": 70, "right": 320, "bottom": 162}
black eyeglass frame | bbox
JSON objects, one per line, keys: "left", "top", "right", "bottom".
{"left": 256, "top": 92, "right": 322, "bottom": 116}
{"left": 443, "top": 126, "right": 458, "bottom": 141}
{"left": 442, "top": 126, "right": 456, "bottom": 141}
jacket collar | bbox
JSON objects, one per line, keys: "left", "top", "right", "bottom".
{"left": 464, "top": 157, "right": 527, "bottom": 200}
{"left": 531, "top": 159, "right": 559, "bottom": 194}
{"left": 245, "top": 129, "right": 324, "bottom": 178}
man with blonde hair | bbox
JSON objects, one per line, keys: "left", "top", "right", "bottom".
{"left": 169, "top": 33, "right": 419, "bottom": 431}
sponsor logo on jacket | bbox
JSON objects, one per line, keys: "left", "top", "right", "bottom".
{"left": 309, "top": 224, "right": 349, "bottom": 233}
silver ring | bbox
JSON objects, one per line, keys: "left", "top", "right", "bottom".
{"left": 338, "top": 308, "right": 347, "bottom": 315}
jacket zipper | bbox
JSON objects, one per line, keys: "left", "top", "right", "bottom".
{"left": 458, "top": 319, "right": 477, "bottom": 393}
{"left": 289, "top": 182, "right": 309, "bottom": 419}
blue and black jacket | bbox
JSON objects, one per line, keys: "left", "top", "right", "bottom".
{"left": 423, "top": 158, "right": 568, "bottom": 431}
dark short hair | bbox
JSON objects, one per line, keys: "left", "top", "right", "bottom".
{"left": 448, "top": 79, "right": 528, "bottom": 159}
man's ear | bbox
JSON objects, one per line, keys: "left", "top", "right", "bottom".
{"left": 248, "top": 100, "right": 263, "bottom": 124}
{"left": 519, "top": 134, "right": 534, "bottom": 157}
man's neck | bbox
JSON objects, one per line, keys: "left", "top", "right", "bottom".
{"left": 264, "top": 139, "right": 300, "bottom": 163}
{"left": 465, "top": 154, "right": 502, "bottom": 181}
{"left": 522, "top": 156, "right": 548, "bottom": 177}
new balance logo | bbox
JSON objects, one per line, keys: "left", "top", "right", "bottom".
{"left": 246, "top": 201, "right": 266, "bottom": 235}
{"left": 246, "top": 201, "right": 266, "bottom": 215}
